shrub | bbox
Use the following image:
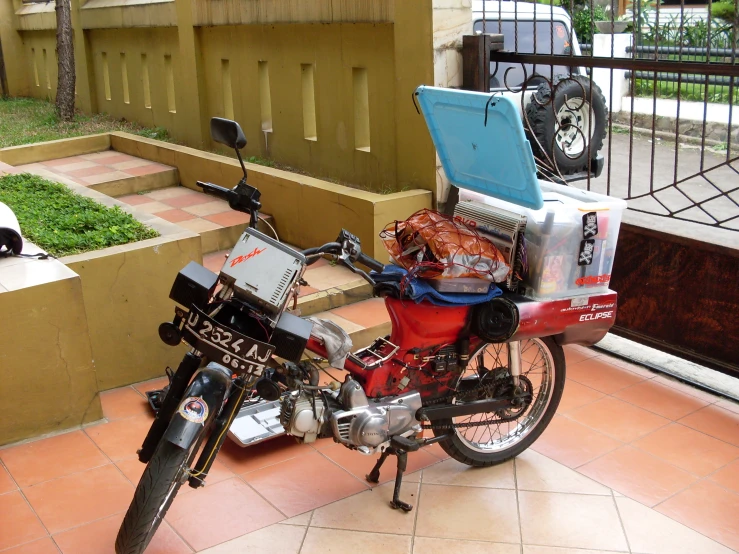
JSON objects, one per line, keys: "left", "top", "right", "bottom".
{"left": 573, "top": 6, "right": 608, "bottom": 43}
{"left": 712, "top": 0, "right": 737, "bottom": 26}
{"left": 0, "top": 173, "right": 159, "bottom": 257}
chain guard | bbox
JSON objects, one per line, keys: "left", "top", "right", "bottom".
{"left": 421, "top": 371, "right": 534, "bottom": 431}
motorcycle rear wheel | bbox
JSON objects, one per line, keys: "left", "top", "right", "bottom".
{"left": 433, "top": 336, "right": 565, "bottom": 466}
{"left": 115, "top": 440, "right": 195, "bottom": 554}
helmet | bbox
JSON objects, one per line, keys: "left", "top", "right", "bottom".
{"left": 0, "top": 202, "right": 23, "bottom": 255}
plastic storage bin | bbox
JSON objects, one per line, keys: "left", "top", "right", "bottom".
{"left": 459, "top": 182, "right": 627, "bottom": 300}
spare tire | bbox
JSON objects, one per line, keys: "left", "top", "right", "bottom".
{"left": 525, "top": 74, "right": 607, "bottom": 175}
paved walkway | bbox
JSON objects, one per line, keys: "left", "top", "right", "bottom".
{"left": 1, "top": 346, "right": 737, "bottom": 554}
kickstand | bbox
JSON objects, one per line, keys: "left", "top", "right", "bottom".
{"left": 365, "top": 436, "right": 419, "bottom": 512}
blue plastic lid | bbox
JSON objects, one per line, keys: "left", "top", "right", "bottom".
{"left": 416, "top": 86, "right": 543, "bottom": 210}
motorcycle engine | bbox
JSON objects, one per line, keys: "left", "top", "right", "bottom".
{"left": 279, "top": 377, "right": 423, "bottom": 450}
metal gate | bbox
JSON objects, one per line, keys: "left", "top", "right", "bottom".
{"left": 461, "top": 0, "right": 738, "bottom": 375}
{"left": 463, "top": 0, "right": 738, "bottom": 230}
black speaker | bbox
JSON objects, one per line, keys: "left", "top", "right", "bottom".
{"left": 169, "top": 262, "right": 219, "bottom": 311}
{"left": 271, "top": 312, "right": 313, "bottom": 363}
{"left": 472, "top": 297, "right": 520, "bottom": 343}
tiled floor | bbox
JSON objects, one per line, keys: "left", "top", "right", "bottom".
{"left": 1, "top": 345, "right": 738, "bottom": 553}
{"left": 16, "top": 152, "right": 173, "bottom": 188}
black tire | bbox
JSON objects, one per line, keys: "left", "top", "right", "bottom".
{"left": 433, "top": 336, "right": 565, "bottom": 467}
{"left": 115, "top": 441, "right": 192, "bottom": 554}
{"left": 525, "top": 74, "right": 607, "bottom": 175}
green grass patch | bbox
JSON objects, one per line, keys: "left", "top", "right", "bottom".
{"left": 634, "top": 79, "right": 739, "bottom": 105}
{"left": 0, "top": 173, "right": 159, "bottom": 257}
{"left": 0, "top": 97, "right": 173, "bottom": 148}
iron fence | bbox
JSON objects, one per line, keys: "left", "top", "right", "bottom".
{"left": 467, "top": 0, "right": 738, "bottom": 230}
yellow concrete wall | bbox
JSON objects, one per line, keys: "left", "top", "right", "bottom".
{"left": 0, "top": 269, "right": 102, "bottom": 446}
{"left": 18, "top": 30, "right": 58, "bottom": 101}
{"left": 1, "top": 0, "right": 441, "bottom": 197}
{"left": 199, "top": 23, "right": 398, "bottom": 189}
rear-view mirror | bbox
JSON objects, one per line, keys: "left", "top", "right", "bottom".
{"left": 210, "top": 117, "right": 247, "bottom": 150}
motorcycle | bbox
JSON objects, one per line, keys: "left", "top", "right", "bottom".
{"left": 115, "top": 116, "right": 617, "bottom": 554}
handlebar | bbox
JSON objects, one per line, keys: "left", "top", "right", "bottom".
{"left": 196, "top": 180, "right": 262, "bottom": 229}
{"left": 301, "top": 232, "right": 385, "bottom": 286}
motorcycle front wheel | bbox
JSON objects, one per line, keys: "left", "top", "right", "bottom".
{"left": 115, "top": 439, "right": 198, "bottom": 554}
{"left": 433, "top": 336, "right": 565, "bottom": 466}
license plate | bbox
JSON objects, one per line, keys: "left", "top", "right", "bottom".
{"left": 182, "top": 306, "right": 274, "bottom": 376}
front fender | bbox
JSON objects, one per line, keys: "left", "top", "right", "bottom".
{"left": 163, "top": 362, "right": 232, "bottom": 450}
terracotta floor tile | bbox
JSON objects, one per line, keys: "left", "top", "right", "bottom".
{"left": 65, "top": 165, "right": 113, "bottom": 178}
{"left": 616, "top": 495, "right": 734, "bottom": 554}
{"left": 183, "top": 200, "right": 231, "bottom": 217}
{"left": 241, "top": 451, "right": 368, "bottom": 517}
{"left": 217, "top": 435, "right": 313, "bottom": 475}
{"left": 415, "top": 484, "right": 518, "bottom": 542}
{"left": 23, "top": 465, "right": 133, "bottom": 534}
{"left": 198, "top": 522, "right": 305, "bottom": 554}
{"left": 280, "top": 511, "right": 312, "bottom": 525}
{"left": 43, "top": 156, "right": 86, "bottom": 167}
{"left": 710, "top": 459, "right": 739, "bottom": 494}
{"left": 679, "top": 405, "right": 739, "bottom": 447}
{"left": 79, "top": 151, "right": 119, "bottom": 162}
{"left": 518, "top": 491, "right": 628, "bottom": 551}
{"left": 203, "top": 251, "right": 229, "bottom": 273}
{"left": 530, "top": 415, "right": 622, "bottom": 468}
{"left": 422, "top": 457, "right": 515, "bottom": 489}
{"left": 613, "top": 379, "right": 711, "bottom": 420}
{"left": 54, "top": 161, "right": 99, "bottom": 173}
{"left": 91, "top": 154, "right": 138, "bottom": 166}
{"left": 1, "top": 431, "right": 109, "bottom": 488}
{"left": 417, "top": 537, "right": 520, "bottom": 554}
{"left": 422, "top": 442, "right": 451, "bottom": 460}
{"left": 0, "top": 491, "right": 48, "bottom": 551}
{"left": 297, "top": 285, "right": 320, "bottom": 297}
{"left": 301, "top": 528, "right": 411, "bottom": 554}
{"left": 118, "top": 194, "right": 154, "bottom": 206}
{"left": 656, "top": 480, "right": 739, "bottom": 551}
{"left": 319, "top": 443, "right": 432, "bottom": 486}
{"left": 84, "top": 414, "right": 153, "bottom": 461}
{"left": 310, "top": 480, "right": 420, "bottom": 535}
{"left": 634, "top": 423, "right": 739, "bottom": 476}
{"left": 578, "top": 445, "right": 697, "bottom": 506}
{"left": 176, "top": 218, "right": 222, "bottom": 233}
{"left": 562, "top": 344, "right": 598, "bottom": 366}
{"left": 131, "top": 201, "right": 171, "bottom": 214}
{"left": 155, "top": 208, "right": 197, "bottom": 223}
{"left": 514, "top": 449, "right": 610, "bottom": 495}
{"left": 557, "top": 379, "right": 605, "bottom": 414}
{"left": 162, "top": 192, "right": 212, "bottom": 209}
{"left": 80, "top": 170, "right": 132, "bottom": 185}
{"left": 330, "top": 298, "right": 389, "bottom": 328}
{"left": 131, "top": 376, "right": 169, "bottom": 397}
{"left": 144, "top": 187, "right": 195, "bottom": 201}
{"left": 0, "top": 461, "right": 18, "bottom": 494}
{"left": 566, "top": 356, "right": 647, "bottom": 394}
{"left": 124, "top": 163, "right": 171, "bottom": 176}
{"left": 204, "top": 210, "right": 251, "bottom": 227}
{"left": 53, "top": 513, "right": 190, "bottom": 554}
{"left": 108, "top": 159, "right": 153, "bottom": 170}
{"left": 715, "top": 398, "right": 739, "bottom": 415}
{"left": 99, "top": 386, "right": 149, "bottom": 421}
{"left": 167, "top": 477, "right": 282, "bottom": 551}
{"left": 301, "top": 264, "right": 363, "bottom": 290}
{"left": 178, "top": 460, "right": 235, "bottom": 496}
{"left": 0, "top": 537, "right": 60, "bottom": 554}
{"left": 114, "top": 457, "right": 147, "bottom": 487}
{"left": 652, "top": 375, "right": 722, "bottom": 403}
{"left": 567, "top": 397, "right": 670, "bottom": 442}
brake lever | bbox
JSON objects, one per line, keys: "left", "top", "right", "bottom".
{"left": 340, "top": 259, "right": 376, "bottom": 287}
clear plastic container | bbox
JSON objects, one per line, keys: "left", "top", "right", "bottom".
{"left": 459, "top": 182, "right": 627, "bottom": 300}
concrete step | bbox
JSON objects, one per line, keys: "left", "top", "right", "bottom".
{"left": 311, "top": 297, "right": 391, "bottom": 351}
{"left": 118, "top": 186, "right": 274, "bottom": 255}
{"left": 89, "top": 168, "right": 178, "bottom": 197}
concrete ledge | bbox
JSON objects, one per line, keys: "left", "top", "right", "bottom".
{"left": 0, "top": 243, "right": 102, "bottom": 446}
{"left": 297, "top": 279, "right": 374, "bottom": 317}
{"left": 88, "top": 167, "right": 179, "bottom": 197}
{"left": 0, "top": 134, "right": 111, "bottom": 166}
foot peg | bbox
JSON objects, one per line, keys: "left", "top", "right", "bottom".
{"left": 365, "top": 436, "right": 420, "bottom": 512}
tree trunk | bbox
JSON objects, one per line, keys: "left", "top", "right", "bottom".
{"left": 55, "top": 0, "right": 75, "bottom": 121}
